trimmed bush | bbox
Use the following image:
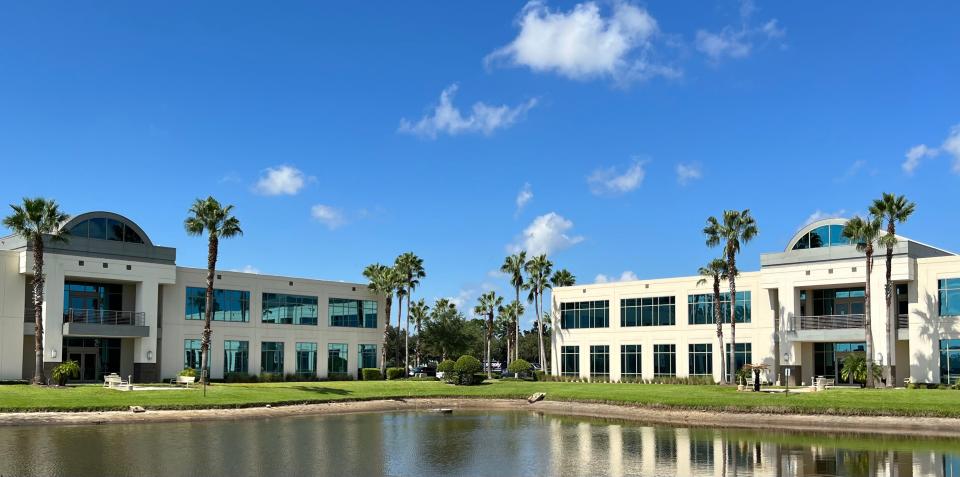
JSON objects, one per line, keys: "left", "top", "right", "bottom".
{"left": 224, "top": 372, "right": 258, "bottom": 383}
{"left": 327, "top": 373, "right": 354, "bottom": 381}
{"left": 452, "top": 355, "right": 483, "bottom": 385}
{"left": 258, "top": 372, "right": 282, "bottom": 382}
{"left": 386, "top": 367, "right": 406, "bottom": 380}
{"left": 51, "top": 360, "right": 80, "bottom": 386}
{"left": 533, "top": 370, "right": 546, "bottom": 382}
{"left": 179, "top": 368, "right": 197, "bottom": 377}
{"left": 507, "top": 359, "right": 533, "bottom": 376}
{"left": 437, "top": 359, "right": 456, "bottom": 383}
{"left": 361, "top": 368, "right": 383, "bottom": 381}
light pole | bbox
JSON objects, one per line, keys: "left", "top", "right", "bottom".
{"left": 783, "top": 352, "right": 790, "bottom": 396}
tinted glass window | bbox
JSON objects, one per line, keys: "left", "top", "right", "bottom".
{"left": 106, "top": 219, "right": 124, "bottom": 241}
{"left": 87, "top": 218, "right": 107, "bottom": 240}
{"left": 124, "top": 226, "right": 143, "bottom": 243}
{"left": 69, "top": 220, "right": 89, "bottom": 238}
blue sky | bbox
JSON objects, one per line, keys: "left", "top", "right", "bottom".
{"left": 1, "top": 1, "right": 958, "bottom": 326}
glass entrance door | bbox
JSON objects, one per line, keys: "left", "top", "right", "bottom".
{"left": 67, "top": 350, "right": 98, "bottom": 382}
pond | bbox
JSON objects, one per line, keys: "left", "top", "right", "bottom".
{"left": 0, "top": 411, "right": 957, "bottom": 476}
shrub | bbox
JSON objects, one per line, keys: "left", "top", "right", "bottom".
{"left": 386, "top": 367, "right": 406, "bottom": 380}
{"left": 507, "top": 359, "right": 533, "bottom": 376}
{"left": 224, "top": 372, "right": 258, "bottom": 383}
{"left": 362, "top": 368, "right": 383, "bottom": 381}
{"left": 533, "top": 370, "right": 546, "bottom": 382}
{"left": 179, "top": 368, "right": 197, "bottom": 377}
{"left": 437, "top": 359, "right": 455, "bottom": 374}
{"left": 327, "top": 373, "right": 354, "bottom": 381}
{"left": 258, "top": 372, "right": 282, "bottom": 382}
{"left": 451, "top": 355, "right": 483, "bottom": 385}
{"left": 408, "top": 376, "right": 438, "bottom": 381}
{"left": 51, "top": 360, "right": 80, "bottom": 386}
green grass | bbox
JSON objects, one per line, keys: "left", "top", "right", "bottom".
{"left": 1, "top": 380, "right": 960, "bottom": 417}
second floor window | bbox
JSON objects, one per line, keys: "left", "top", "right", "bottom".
{"left": 185, "top": 287, "right": 250, "bottom": 322}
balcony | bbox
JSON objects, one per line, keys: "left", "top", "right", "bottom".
{"left": 62, "top": 308, "right": 149, "bottom": 338}
{"left": 790, "top": 314, "right": 866, "bottom": 342}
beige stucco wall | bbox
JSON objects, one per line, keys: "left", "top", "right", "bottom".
{"left": 0, "top": 250, "right": 25, "bottom": 379}
{"left": 911, "top": 255, "right": 960, "bottom": 383}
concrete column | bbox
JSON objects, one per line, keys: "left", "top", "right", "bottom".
{"left": 133, "top": 279, "right": 159, "bottom": 382}
{"left": 41, "top": 261, "right": 64, "bottom": 365}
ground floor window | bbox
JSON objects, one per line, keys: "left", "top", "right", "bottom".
{"left": 590, "top": 345, "right": 609, "bottom": 379}
{"left": 296, "top": 342, "right": 318, "bottom": 377}
{"left": 184, "top": 339, "right": 203, "bottom": 372}
{"left": 561, "top": 346, "right": 579, "bottom": 376}
{"left": 941, "top": 339, "right": 960, "bottom": 385}
{"left": 814, "top": 342, "right": 865, "bottom": 381}
{"left": 688, "top": 343, "right": 713, "bottom": 376}
{"left": 62, "top": 337, "right": 121, "bottom": 381}
{"left": 328, "top": 343, "right": 348, "bottom": 374}
{"left": 621, "top": 344, "right": 641, "bottom": 379}
{"left": 725, "top": 343, "right": 752, "bottom": 381}
{"left": 654, "top": 344, "right": 676, "bottom": 377}
{"left": 223, "top": 340, "right": 248, "bottom": 374}
{"left": 261, "top": 341, "right": 284, "bottom": 374}
{"left": 358, "top": 344, "right": 377, "bottom": 369}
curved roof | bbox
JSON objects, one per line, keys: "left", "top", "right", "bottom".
{"left": 60, "top": 211, "right": 154, "bottom": 246}
{"left": 785, "top": 218, "right": 850, "bottom": 252}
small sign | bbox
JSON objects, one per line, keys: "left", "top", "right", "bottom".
{"left": 785, "top": 368, "right": 791, "bottom": 376}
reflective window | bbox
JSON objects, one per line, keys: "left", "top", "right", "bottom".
{"left": 262, "top": 293, "right": 318, "bottom": 325}
{"left": 621, "top": 344, "right": 641, "bottom": 379}
{"left": 941, "top": 339, "right": 960, "bottom": 385}
{"left": 654, "top": 344, "right": 676, "bottom": 377}
{"left": 63, "top": 282, "right": 123, "bottom": 313}
{"left": 688, "top": 343, "right": 713, "bottom": 376}
{"left": 561, "top": 346, "right": 579, "bottom": 376}
{"left": 688, "top": 291, "right": 752, "bottom": 324}
{"left": 260, "top": 342, "right": 284, "bottom": 374}
{"left": 296, "top": 342, "right": 318, "bottom": 377}
{"left": 812, "top": 288, "right": 865, "bottom": 316}
{"left": 791, "top": 224, "right": 850, "bottom": 250}
{"left": 67, "top": 217, "right": 143, "bottom": 243}
{"left": 559, "top": 300, "right": 610, "bottom": 329}
{"left": 359, "top": 344, "right": 377, "bottom": 369}
{"left": 184, "top": 339, "right": 204, "bottom": 372}
{"left": 939, "top": 279, "right": 960, "bottom": 317}
{"left": 224, "top": 340, "right": 248, "bottom": 375}
{"left": 106, "top": 219, "right": 124, "bottom": 241}
{"left": 185, "top": 287, "right": 250, "bottom": 322}
{"left": 328, "top": 298, "right": 378, "bottom": 328}
{"left": 590, "top": 345, "right": 609, "bottom": 379}
{"left": 621, "top": 296, "right": 675, "bottom": 327}
{"left": 88, "top": 218, "right": 107, "bottom": 240}
{"left": 725, "top": 343, "right": 752, "bottom": 381}
{"left": 328, "top": 343, "right": 349, "bottom": 374}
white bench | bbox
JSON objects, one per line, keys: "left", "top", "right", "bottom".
{"left": 103, "top": 373, "right": 129, "bottom": 389}
{"left": 170, "top": 375, "right": 196, "bottom": 387}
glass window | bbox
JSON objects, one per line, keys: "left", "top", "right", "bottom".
{"left": 654, "top": 344, "right": 676, "bottom": 377}
{"left": 590, "top": 345, "right": 609, "bottom": 379}
{"left": 359, "top": 344, "right": 377, "bottom": 369}
{"left": 185, "top": 287, "right": 250, "bottom": 322}
{"left": 725, "top": 343, "right": 752, "bottom": 381}
{"left": 687, "top": 292, "right": 752, "bottom": 324}
{"left": 223, "top": 340, "right": 249, "bottom": 374}
{"left": 621, "top": 296, "right": 675, "bottom": 327}
{"left": 262, "top": 293, "right": 319, "bottom": 325}
{"left": 328, "top": 343, "right": 349, "bottom": 374}
{"left": 814, "top": 343, "right": 836, "bottom": 379}
{"left": 688, "top": 343, "right": 713, "bottom": 376}
{"left": 261, "top": 342, "right": 284, "bottom": 374}
{"left": 296, "top": 342, "right": 318, "bottom": 377}
{"left": 69, "top": 220, "right": 89, "bottom": 239}
{"left": 123, "top": 225, "right": 143, "bottom": 243}
{"left": 792, "top": 224, "right": 850, "bottom": 250}
{"left": 559, "top": 300, "right": 610, "bottom": 329}
{"left": 939, "top": 279, "right": 960, "bottom": 317}
{"left": 106, "top": 219, "right": 124, "bottom": 241}
{"left": 561, "top": 346, "right": 579, "bottom": 376}
{"left": 621, "top": 344, "right": 641, "bottom": 379}
{"left": 940, "top": 339, "right": 960, "bottom": 385}
{"left": 184, "top": 339, "right": 204, "bottom": 372}
{"left": 329, "top": 298, "right": 379, "bottom": 328}
{"left": 87, "top": 218, "right": 107, "bottom": 240}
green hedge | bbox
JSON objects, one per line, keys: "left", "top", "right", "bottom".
{"left": 507, "top": 359, "right": 533, "bottom": 376}
{"left": 452, "top": 356, "right": 484, "bottom": 385}
{"left": 386, "top": 367, "right": 406, "bottom": 380}
{"left": 361, "top": 368, "right": 383, "bottom": 381}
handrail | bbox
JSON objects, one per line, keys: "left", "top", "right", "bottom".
{"left": 63, "top": 308, "right": 145, "bottom": 326}
{"left": 796, "top": 314, "right": 865, "bottom": 330}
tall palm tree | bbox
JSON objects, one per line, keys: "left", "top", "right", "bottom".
{"left": 501, "top": 252, "right": 527, "bottom": 362}
{"left": 869, "top": 193, "right": 916, "bottom": 387}
{"left": 550, "top": 269, "right": 576, "bottom": 288}
{"left": 475, "top": 291, "right": 504, "bottom": 379}
{"left": 525, "top": 254, "right": 553, "bottom": 371}
{"left": 3, "top": 198, "right": 70, "bottom": 385}
{"left": 843, "top": 215, "right": 882, "bottom": 388}
{"left": 395, "top": 252, "right": 425, "bottom": 373}
{"left": 409, "top": 299, "right": 429, "bottom": 367}
{"left": 697, "top": 258, "right": 729, "bottom": 384}
{"left": 363, "top": 263, "right": 399, "bottom": 373}
{"left": 184, "top": 196, "right": 242, "bottom": 385}
{"left": 705, "top": 209, "right": 758, "bottom": 383}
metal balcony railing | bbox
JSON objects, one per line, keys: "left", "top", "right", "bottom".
{"left": 797, "top": 314, "right": 865, "bottom": 330}
{"left": 897, "top": 314, "right": 909, "bottom": 329}
{"left": 63, "top": 308, "right": 145, "bottom": 326}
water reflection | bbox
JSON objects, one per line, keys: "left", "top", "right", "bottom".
{"left": 0, "top": 411, "right": 957, "bottom": 476}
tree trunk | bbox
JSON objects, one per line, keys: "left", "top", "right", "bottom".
{"left": 200, "top": 235, "right": 218, "bottom": 385}
{"left": 396, "top": 293, "right": 403, "bottom": 370}
{"left": 515, "top": 286, "right": 521, "bottom": 363}
{"left": 536, "top": 292, "right": 546, "bottom": 372}
{"left": 404, "top": 294, "right": 410, "bottom": 373}
{"left": 415, "top": 318, "right": 421, "bottom": 367}
{"left": 31, "top": 236, "right": 46, "bottom": 385}
{"left": 713, "top": 276, "right": 726, "bottom": 385}
{"left": 884, "top": 222, "right": 895, "bottom": 387}
{"left": 381, "top": 296, "right": 392, "bottom": 374}
{"left": 727, "top": 251, "right": 737, "bottom": 384}
{"left": 865, "top": 248, "right": 876, "bottom": 388}
{"left": 487, "top": 311, "right": 493, "bottom": 379}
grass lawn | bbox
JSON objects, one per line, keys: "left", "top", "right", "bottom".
{"left": 1, "top": 380, "right": 960, "bottom": 416}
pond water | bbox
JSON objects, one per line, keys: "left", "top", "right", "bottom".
{"left": 0, "top": 411, "right": 957, "bottom": 476}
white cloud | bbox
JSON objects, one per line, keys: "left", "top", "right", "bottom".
{"left": 902, "top": 124, "right": 960, "bottom": 175}
{"left": 696, "top": 0, "right": 785, "bottom": 62}
{"left": 588, "top": 159, "right": 647, "bottom": 195}
{"left": 801, "top": 209, "right": 846, "bottom": 229}
{"left": 254, "top": 166, "right": 308, "bottom": 196}
{"left": 595, "top": 271, "right": 638, "bottom": 283}
{"left": 398, "top": 84, "right": 537, "bottom": 139}
{"left": 675, "top": 162, "right": 703, "bottom": 185}
{"left": 486, "top": 1, "right": 679, "bottom": 83}
{"left": 230, "top": 265, "right": 261, "bottom": 274}
{"left": 311, "top": 204, "right": 346, "bottom": 230}
{"left": 943, "top": 125, "right": 960, "bottom": 173}
{"left": 903, "top": 145, "right": 938, "bottom": 175}
{"left": 515, "top": 182, "right": 533, "bottom": 214}
{"left": 509, "top": 212, "right": 584, "bottom": 256}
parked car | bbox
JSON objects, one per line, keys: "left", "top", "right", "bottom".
{"left": 409, "top": 365, "right": 436, "bottom": 377}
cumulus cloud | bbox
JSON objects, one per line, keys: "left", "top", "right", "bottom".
{"left": 903, "top": 145, "right": 938, "bottom": 175}
{"left": 254, "top": 166, "right": 309, "bottom": 196}
{"left": 595, "top": 271, "right": 638, "bottom": 283}
{"left": 515, "top": 182, "right": 533, "bottom": 214}
{"left": 801, "top": 209, "right": 846, "bottom": 229}
{"left": 230, "top": 265, "right": 261, "bottom": 274}
{"left": 311, "top": 204, "right": 346, "bottom": 230}
{"left": 675, "top": 162, "right": 703, "bottom": 185}
{"left": 588, "top": 159, "right": 647, "bottom": 195}
{"left": 902, "top": 124, "right": 960, "bottom": 174}
{"left": 486, "top": 1, "right": 679, "bottom": 83}
{"left": 509, "top": 212, "right": 584, "bottom": 256}
{"left": 695, "top": 0, "right": 786, "bottom": 62}
{"left": 398, "top": 84, "right": 537, "bottom": 139}
{"left": 943, "top": 125, "right": 960, "bottom": 173}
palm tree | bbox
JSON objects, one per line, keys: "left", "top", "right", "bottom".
{"left": 409, "top": 299, "right": 429, "bottom": 367}
{"left": 704, "top": 209, "right": 758, "bottom": 383}
{"left": 395, "top": 252, "right": 425, "bottom": 373}
{"left": 525, "top": 254, "right": 553, "bottom": 371}
{"left": 843, "top": 215, "right": 882, "bottom": 388}
{"left": 697, "top": 258, "right": 729, "bottom": 384}
{"left": 550, "top": 269, "right": 576, "bottom": 288}
{"left": 475, "top": 291, "right": 504, "bottom": 379}
{"left": 184, "top": 196, "right": 242, "bottom": 384}
{"left": 363, "top": 263, "right": 399, "bottom": 373}
{"left": 501, "top": 252, "right": 527, "bottom": 362}
{"left": 3, "top": 198, "right": 70, "bottom": 385}
{"left": 869, "top": 193, "right": 916, "bottom": 387}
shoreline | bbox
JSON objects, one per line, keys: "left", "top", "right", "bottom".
{"left": 2, "top": 398, "right": 960, "bottom": 437}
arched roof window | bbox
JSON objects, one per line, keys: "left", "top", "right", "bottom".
{"left": 61, "top": 212, "right": 152, "bottom": 245}
{"left": 787, "top": 219, "right": 851, "bottom": 251}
